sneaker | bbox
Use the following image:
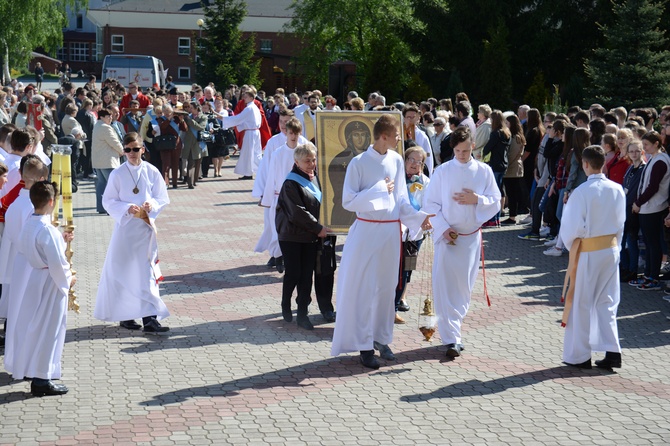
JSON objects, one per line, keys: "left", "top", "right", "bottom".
{"left": 482, "top": 221, "right": 497, "bottom": 228}
{"left": 665, "top": 286, "right": 670, "bottom": 296}
{"left": 628, "top": 277, "right": 649, "bottom": 287}
{"left": 518, "top": 232, "right": 541, "bottom": 240}
{"left": 661, "top": 262, "right": 670, "bottom": 274}
{"left": 662, "top": 295, "right": 670, "bottom": 302}
{"left": 543, "top": 247, "right": 563, "bottom": 256}
{"left": 500, "top": 218, "right": 517, "bottom": 225}
{"left": 638, "top": 279, "right": 661, "bottom": 291}
{"left": 539, "top": 226, "right": 551, "bottom": 236}
{"left": 544, "top": 237, "right": 558, "bottom": 247}
{"left": 519, "top": 215, "right": 532, "bottom": 225}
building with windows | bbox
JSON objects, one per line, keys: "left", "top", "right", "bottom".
{"left": 58, "top": 0, "right": 304, "bottom": 91}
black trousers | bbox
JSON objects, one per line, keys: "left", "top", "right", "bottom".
{"left": 279, "top": 240, "right": 318, "bottom": 315}
{"left": 503, "top": 177, "right": 525, "bottom": 218}
{"left": 531, "top": 186, "right": 546, "bottom": 234}
{"left": 639, "top": 210, "right": 667, "bottom": 280}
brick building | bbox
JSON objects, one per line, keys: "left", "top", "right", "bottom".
{"left": 74, "top": 0, "right": 303, "bottom": 92}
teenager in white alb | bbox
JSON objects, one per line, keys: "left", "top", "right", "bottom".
{"left": 422, "top": 126, "right": 501, "bottom": 358}
{"left": 5, "top": 181, "right": 74, "bottom": 396}
{"left": 94, "top": 132, "right": 171, "bottom": 334}
{"left": 222, "top": 87, "right": 262, "bottom": 179}
{"left": 560, "top": 145, "right": 625, "bottom": 370}
{"left": 330, "top": 114, "right": 433, "bottom": 369}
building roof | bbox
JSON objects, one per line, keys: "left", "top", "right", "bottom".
{"left": 89, "top": 0, "right": 295, "bottom": 32}
{"left": 99, "top": 0, "right": 294, "bottom": 18}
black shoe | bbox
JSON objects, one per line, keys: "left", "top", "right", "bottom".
{"left": 397, "top": 301, "right": 410, "bottom": 312}
{"left": 238, "top": 175, "right": 253, "bottom": 180}
{"left": 360, "top": 350, "right": 380, "bottom": 369}
{"left": 143, "top": 319, "right": 170, "bottom": 334}
{"left": 31, "top": 381, "right": 69, "bottom": 397}
{"left": 296, "top": 315, "right": 314, "bottom": 330}
{"left": 564, "top": 359, "right": 592, "bottom": 369}
{"left": 500, "top": 218, "right": 517, "bottom": 225}
{"left": 120, "top": 320, "right": 142, "bottom": 330}
{"left": 595, "top": 352, "right": 621, "bottom": 370}
{"left": 373, "top": 341, "right": 396, "bottom": 360}
{"left": 0, "top": 334, "right": 4, "bottom": 348}
{"left": 321, "top": 311, "right": 336, "bottom": 323}
{"left": 266, "top": 257, "right": 276, "bottom": 268}
{"left": 445, "top": 343, "right": 462, "bottom": 358}
{"left": 275, "top": 256, "right": 284, "bottom": 274}
{"left": 282, "top": 306, "right": 292, "bottom": 322}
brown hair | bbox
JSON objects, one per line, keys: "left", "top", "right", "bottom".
{"left": 373, "top": 114, "right": 399, "bottom": 140}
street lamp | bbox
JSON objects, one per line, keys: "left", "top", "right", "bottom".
{"left": 196, "top": 19, "right": 204, "bottom": 77}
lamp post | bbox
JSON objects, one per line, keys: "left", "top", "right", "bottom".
{"left": 196, "top": 19, "right": 204, "bottom": 77}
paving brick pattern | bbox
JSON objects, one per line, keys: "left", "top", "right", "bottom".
{"left": 1, "top": 160, "right": 669, "bottom": 445}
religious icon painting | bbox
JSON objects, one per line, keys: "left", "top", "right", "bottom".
{"left": 316, "top": 111, "right": 404, "bottom": 234}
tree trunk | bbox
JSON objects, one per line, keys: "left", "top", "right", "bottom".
{"left": 1, "top": 42, "right": 10, "bottom": 85}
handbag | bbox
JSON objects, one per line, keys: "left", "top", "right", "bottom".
{"left": 154, "top": 134, "right": 177, "bottom": 151}
{"left": 198, "top": 130, "right": 215, "bottom": 143}
{"left": 316, "top": 236, "right": 337, "bottom": 275}
{"left": 403, "top": 234, "right": 420, "bottom": 271}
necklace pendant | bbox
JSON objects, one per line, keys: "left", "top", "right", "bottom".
{"left": 133, "top": 187, "right": 139, "bottom": 194}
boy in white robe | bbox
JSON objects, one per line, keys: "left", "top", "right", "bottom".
{"left": 5, "top": 181, "right": 74, "bottom": 396}
{"left": 0, "top": 155, "right": 46, "bottom": 348}
{"left": 261, "top": 118, "right": 303, "bottom": 273}
{"left": 559, "top": 145, "right": 625, "bottom": 370}
{"left": 252, "top": 110, "right": 308, "bottom": 266}
{"left": 222, "top": 87, "right": 262, "bottom": 179}
{"left": 422, "top": 126, "right": 501, "bottom": 358}
{"left": 330, "top": 114, "right": 433, "bottom": 369}
{"left": 94, "top": 133, "right": 171, "bottom": 334}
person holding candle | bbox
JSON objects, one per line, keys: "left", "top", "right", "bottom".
{"left": 94, "top": 132, "right": 171, "bottom": 334}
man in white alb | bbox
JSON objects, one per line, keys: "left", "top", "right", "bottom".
{"left": 222, "top": 86, "right": 262, "bottom": 180}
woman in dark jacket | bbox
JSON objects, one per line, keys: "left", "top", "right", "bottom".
{"left": 275, "top": 143, "right": 328, "bottom": 330}
{"left": 621, "top": 140, "right": 646, "bottom": 282}
{"left": 158, "top": 104, "right": 187, "bottom": 189}
{"left": 482, "top": 109, "right": 510, "bottom": 226}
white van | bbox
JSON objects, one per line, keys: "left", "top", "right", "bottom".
{"left": 101, "top": 55, "right": 166, "bottom": 89}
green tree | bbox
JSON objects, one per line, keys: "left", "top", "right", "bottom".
{"left": 197, "top": 0, "right": 261, "bottom": 88}
{"left": 523, "top": 71, "right": 550, "bottom": 109}
{"left": 584, "top": 0, "right": 670, "bottom": 108}
{"left": 479, "top": 20, "right": 512, "bottom": 110}
{"left": 286, "top": 0, "right": 424, "bottom": 100}
{"left": 0, "top": 0, "right": 87, "bottom": 83}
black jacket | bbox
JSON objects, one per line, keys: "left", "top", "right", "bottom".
{"left": 482, "top": 129, "right": 510, "bottom": 173}
{"left": 275, "top": 165, "right": 323, "bottom": 243}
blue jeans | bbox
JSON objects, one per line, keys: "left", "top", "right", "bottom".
{"left": 94, "top": 168, "right": 113, "bottom": 213}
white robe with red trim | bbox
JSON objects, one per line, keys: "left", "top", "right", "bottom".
{"left": 94, "top": 161, "right": 170, "bottom": 322}
{"left": 422, "top": 158, "right": 500, "bottom": 345}
{"left": 331, "top": 146, "right": 427, "bottom": 356}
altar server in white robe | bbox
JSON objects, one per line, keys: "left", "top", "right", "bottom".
{"left": 261, "top": 118, "right": 303, "bottom": 273}
{"left": 559, "top": 145, "right": 625, "bottom": 370}
{"left": 422, "top": 126, "right": 501, "bottom": 359}
{"left": 5, "top": 181, "right": 73, "bottom": 396}
{"left": 222, "top": 86, "right": 262, "bottom": 179}
{"left": 94, "top": 132, "right": 171, "bottom": 334}
{"left": 253, "top": 110, "right": 307, "bottom": 263}
{"left": 331, "top": 114, "right": 433, "bottom": 370}
{"left": 0, "top": 155, "right": 46, "bottom": 323}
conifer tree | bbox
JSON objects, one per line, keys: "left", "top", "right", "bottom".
{"left": 584, "top": 0, "right": 670, "bottom": 108}
{"left": 197, "top": 0, "right": 261, "bottom": 88}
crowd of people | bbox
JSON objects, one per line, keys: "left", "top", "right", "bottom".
{"left": 0, "top": 73, "right": 668, "bottom": 393}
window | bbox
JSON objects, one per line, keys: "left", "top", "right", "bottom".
{"left": 70, "top": 42, "right": 89, "bottom": 62}
{"left": 178, "top": 37, "right": 191, "bottom": 55}
{"left": 57, "top": 47, "right": 67, "bottom": 61}
{"left": 76, "top": 14, "right": 83, "bottom": 29}
{"left": 178, "top": 67, "right": 191, "bottom": 79}
{"left": 260, "top": 39, "right": 272, "bottom": 53}
{"left": 111, "top": 35, "right": 124, "bottom": 53}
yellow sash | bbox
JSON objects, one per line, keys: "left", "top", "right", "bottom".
{"left": 304, "top": 110, "right": 315, "bottom": 141}
{"left": 561, "top": 234, "right": 617, "bottom": 327}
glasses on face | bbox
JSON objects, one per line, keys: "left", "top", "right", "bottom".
{"left": 123, "top": 146, "right": 142, "bottom": 153}
{"left": 547, "top": 125, "right": 553, "bottom": 129}
{"left": 435, "top": 123, "right": 444, "bottom": 127}
{"left": 406, "top": 158, "right": 423, "bottom": 165}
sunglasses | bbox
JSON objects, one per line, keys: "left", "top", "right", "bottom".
{"left": 123, "top": 146, "right": 142, "bottom": 153}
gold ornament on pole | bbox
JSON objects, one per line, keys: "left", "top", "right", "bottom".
{"left": 418, "top": 232, "right": 437, "bottom": 341}
{"left": 51, "top": 144, "right": 79, "bottom": 313}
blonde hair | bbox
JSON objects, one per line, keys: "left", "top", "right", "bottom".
{"left": 294, "top": 142, "right": 317, "bottom": 161}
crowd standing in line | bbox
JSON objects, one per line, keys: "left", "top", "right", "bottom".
{"left": 0, "top": 73, "right": 668, "bottom": 393}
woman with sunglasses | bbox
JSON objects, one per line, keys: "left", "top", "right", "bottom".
{"left": 94, "top": 132, "right": 171, "bottom": 334}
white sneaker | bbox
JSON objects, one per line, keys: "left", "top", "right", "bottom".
{"left": 539, "top": 226, "right": 551, "bottom": 237}
{"left": 661, "top": 262, "right": 670, "bottom": 274}
{"left": 544, "top": 238, "right": 558, "bottom": 247}
{"left": 663, "top": 296, "right": 670, "bottom": 302}
{"left": 543, "top": 247, "right": 563, "bottom": 256}
{"left": 520, "top": 215, "right": 532, "bottom": 225}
